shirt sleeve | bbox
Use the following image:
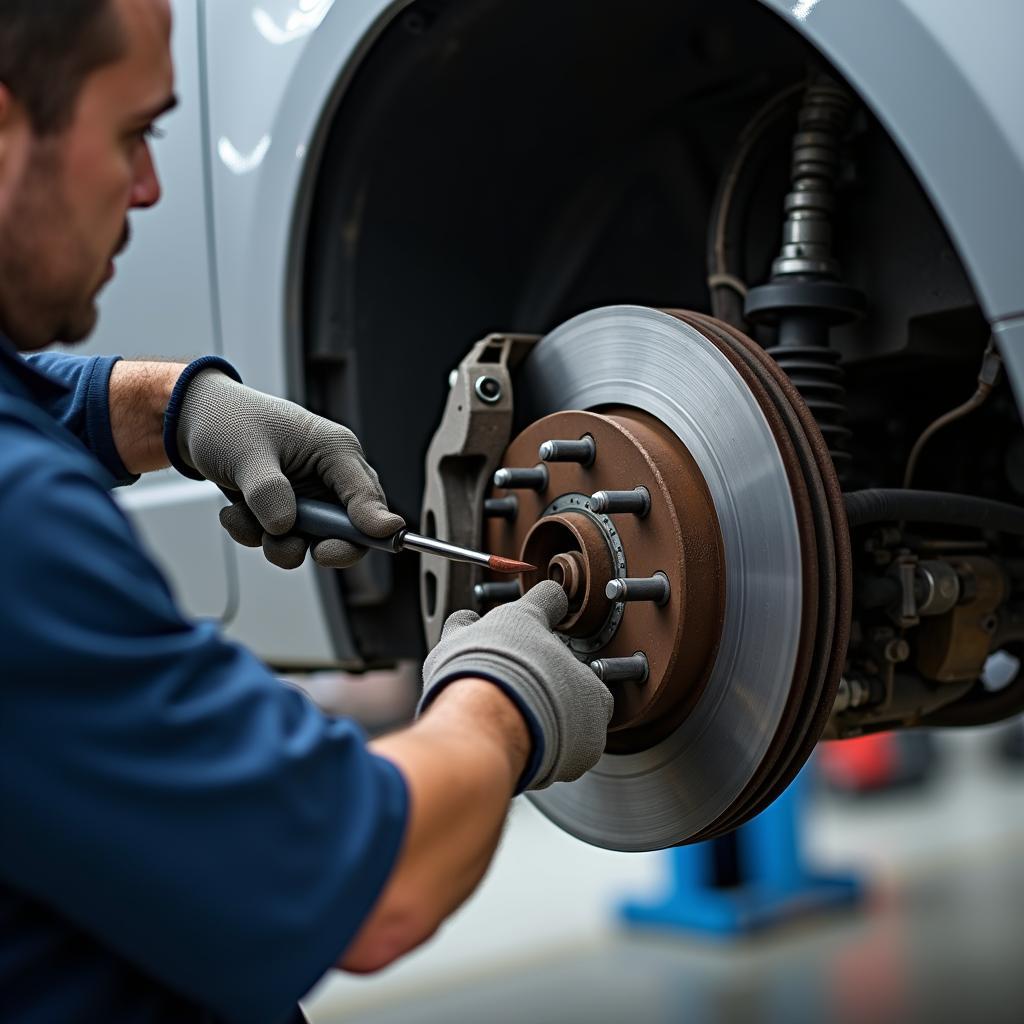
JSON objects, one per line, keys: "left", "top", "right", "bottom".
{"left": 0, "top": 426, "right": 409, "bottom": 1023}
{"left": 22, "top": 352, "right": 136, "bottom": 484}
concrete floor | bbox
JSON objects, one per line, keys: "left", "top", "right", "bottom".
{"left": 303, "top": 729, "right": 1024, "bottom": 1024}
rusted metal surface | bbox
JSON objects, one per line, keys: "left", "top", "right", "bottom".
{"left": 674, "top": 312, "right": 821, "bottom": 840}
{"left": 520, "top": 511, "right": 614, "bottom": 638}
{"left": 679, "top": 311, "right": 851, "bottom": 840}
{"left": 485, "top": 408, "right": 725, "bottom": 751}
{"left": 917, "top": 556, "right": 1006, "bottom": 682}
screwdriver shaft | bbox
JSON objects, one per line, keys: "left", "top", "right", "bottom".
{"left": 399, "top": 531, "right": 492, "bottom": 569}
{"left": 294, "top": 499, "right": 531, "bottom": 573}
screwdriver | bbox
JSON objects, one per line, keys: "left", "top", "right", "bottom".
{"left": 294, "top": 498, "right": 534, "bottom": 574}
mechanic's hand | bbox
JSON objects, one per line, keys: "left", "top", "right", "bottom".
{"left": 176, "top": 369, "right": 404, "bottom": 569}
{"left": 421, "top": 581, "right": 614, "bottom": 790}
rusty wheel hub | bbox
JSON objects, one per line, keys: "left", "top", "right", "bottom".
{"left": 487, "top": 409, "right": 725, "bottom": 752}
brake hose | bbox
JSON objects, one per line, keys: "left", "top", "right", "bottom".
{"left": 845, "top": 489, "right": 1024, "bottom": 536}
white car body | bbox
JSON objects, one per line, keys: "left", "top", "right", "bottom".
{"left": 79, "top": 0, "right": 1024, "bottom": 668}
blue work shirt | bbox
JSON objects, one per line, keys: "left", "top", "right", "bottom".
{"left": 0, "top": 337, "right": 409, "bottom": 1023}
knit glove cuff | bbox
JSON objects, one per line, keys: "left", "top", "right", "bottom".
{"left": 162, "top": 356, "right": 242, "bottom": 479}
{"left": 421, "top": 651, "right": 562, "bottom": 790}
{"left": 418, "top": 584, "right": 613, "bottom": 791}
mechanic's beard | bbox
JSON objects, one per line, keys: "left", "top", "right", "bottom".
{"left": 0, "top": 142, "right": 100, "bottom": 350}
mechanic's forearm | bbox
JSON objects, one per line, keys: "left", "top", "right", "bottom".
{"left": 108, "top": 360, "right": 186, "bottom": 474}
{"left": 340, "top": 678, "right": 530, "bottom": 973}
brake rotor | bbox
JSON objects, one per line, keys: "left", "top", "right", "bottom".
{"left": 476, "top": 306, "right": 850, "bottom": 852}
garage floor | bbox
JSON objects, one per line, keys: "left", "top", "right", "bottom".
{"left": 304, "top": 729, "right": 1024, "bottom": 1024}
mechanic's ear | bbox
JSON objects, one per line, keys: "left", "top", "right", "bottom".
{"left": 0, "top": 85, "right": 29, "bottom": 190}
{"left": 0, "top": 83, "right": 13, "bottom": 131}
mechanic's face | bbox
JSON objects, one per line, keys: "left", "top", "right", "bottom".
{"left": 0, "top": 0, "right": 175, "bottom": 349}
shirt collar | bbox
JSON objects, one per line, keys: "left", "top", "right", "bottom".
{"left": 0, "top": 332, "right": 71, "bottom": 403}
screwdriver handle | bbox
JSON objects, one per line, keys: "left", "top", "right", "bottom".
{"left": 294, "top": 498, "right": 404, "bottom": 553}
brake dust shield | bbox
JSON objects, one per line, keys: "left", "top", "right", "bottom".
{"left": 420, "top": 306, "right": 850, "bottom": 851}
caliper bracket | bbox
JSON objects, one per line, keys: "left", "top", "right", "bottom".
{"left": 420, "top": 333, "right": 539, "bottom": 648}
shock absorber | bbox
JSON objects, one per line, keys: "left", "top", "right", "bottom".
{"left": 744, "top": 80, "right": 865, "bottom": 477}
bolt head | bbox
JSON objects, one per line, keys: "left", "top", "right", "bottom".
{"left": 474, "top": 375, "right": 503, "bottom": 404}
{"left": 884, "top": 638, "right": 911, "bottom": 663}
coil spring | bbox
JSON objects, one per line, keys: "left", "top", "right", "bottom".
{"left": 793, "top": 83, "right": 854, "bottom": 177}
{"left": 773, "top": 82, "right": 855, "bottom": 474}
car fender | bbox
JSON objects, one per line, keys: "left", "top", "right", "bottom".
{"left": 758, "top": 1, "right": 1024, "bottom": 328}
{"left": 203, "top": 0, "right": 414, "bottom": 663}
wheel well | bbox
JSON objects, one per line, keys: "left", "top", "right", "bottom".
{"left": 301, "top": 0, "right": 981, "bottom": 661}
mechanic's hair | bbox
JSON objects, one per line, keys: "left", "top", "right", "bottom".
{"left": 0, "top": 0, "right": 125, "bottom": 134}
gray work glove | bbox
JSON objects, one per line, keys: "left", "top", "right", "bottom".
{"left": 420, "top": 581, "right": 614, "bottom": 790}
{"left": 176, "top": 369, "right": 404, "bottom": 569}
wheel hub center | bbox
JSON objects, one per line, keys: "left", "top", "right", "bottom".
{"left": 485, "top": 408, "right": 726, "bottom": 752}
{"left": 521, "top": 506, "right": 617, "bottom": 639}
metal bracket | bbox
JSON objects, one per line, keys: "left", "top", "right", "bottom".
{"left": 420, "top": 333, "right": 540, "bottom": 648}
{"left": 888, "top": 552, "right": 920, "bottom": 629}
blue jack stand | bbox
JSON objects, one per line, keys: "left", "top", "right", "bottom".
{"left": 620, "top": 766, "right": 861, "bottom": 937}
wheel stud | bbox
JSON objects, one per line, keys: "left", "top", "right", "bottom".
{"left": 494, "top": 465, "right": 548, "bottom": 490}
{"left": 474, "top": 581, "right": 522, "bottom": 606}
{"left": 484, "top": 496, "right": 518, "bottom": 520}
{"left": 590, "top": 652, "right": 649, "bottom": 684}
{"left": 590, "top": 487, "right": 651, "bottom": 517}
{"left": 538, "top": 436, "right": 596, "bottom": 466}
{"left": 605, "top": 572, "right": 670, "bottom": 606}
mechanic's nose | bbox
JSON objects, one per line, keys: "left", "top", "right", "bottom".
{"left": 131, "top": 142, "right": 162, "bottom": 209}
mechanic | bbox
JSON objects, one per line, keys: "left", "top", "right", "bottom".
{"left": 0, "top": 2, "right": 613, "bottom": 1021}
